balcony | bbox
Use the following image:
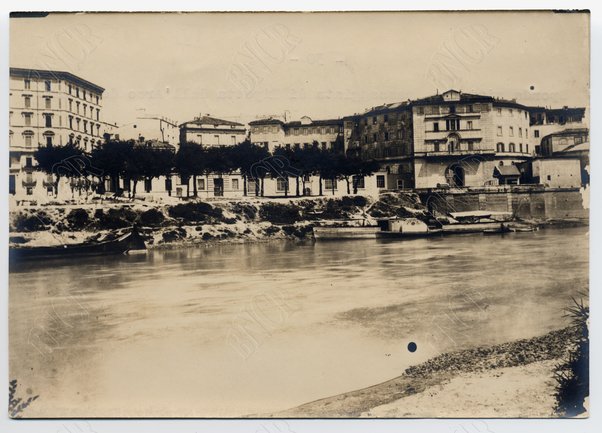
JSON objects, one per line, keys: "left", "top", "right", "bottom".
{"left": 416, "top": 149, "right": 495, "bottom": 158}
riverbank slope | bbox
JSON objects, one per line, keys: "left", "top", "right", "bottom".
{"left": 266, "top": 326, "right": 583, "bottom": 418}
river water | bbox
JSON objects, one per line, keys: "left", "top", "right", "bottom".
{"left": 9, "top": 227, "right": 589, "bottom": 417}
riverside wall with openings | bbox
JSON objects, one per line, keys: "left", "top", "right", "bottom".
{"left": 418, "top": 187, "right": 589, "bottom": 220}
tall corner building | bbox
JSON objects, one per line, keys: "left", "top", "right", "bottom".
{"left": 9, "top": 67, "right": 109, "bottom": 199}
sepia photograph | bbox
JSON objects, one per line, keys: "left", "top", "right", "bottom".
{"left": 6, "top": 9, "right": 591, "bottom": 421}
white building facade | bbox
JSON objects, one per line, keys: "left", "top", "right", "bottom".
{"left": 9, "top": 67, "right": 108, "bottom": 201}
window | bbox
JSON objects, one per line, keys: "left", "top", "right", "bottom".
{"left": 496, "top": 142, "right": 505, "bottom": 152}
{"left": 68, "top": 84, "right": 72, "bottom": 94}
{"left": 497, "top": 126, "right": 503, "bottom": 136}
{"left": 83, "top": 90, "right": 86, "bottom": 100}
{"left": 24, "top": 79, "right": 31, "bottom": 90}
{"left": 446, "top": 119, "right": 459, "bottom": 131}
{"left": 197, "top": 178, "right": 205, "bottom": 190}
{"left": 231, "top": 135, "right": 236, "bottom": 145}
{"left": 45, "top": 80, "right": 51, "bottom": 91}
{"left": 509, "top": 126, "right": 514, "bottom": 137}
{"left": 433, "top": 122, "right": 439, "bottom": 132}
{"left": 232, "top": 179, "right": 239, "bottom": 190}
{"left": 276, "top": 178, "right": 288, "bottom": 192}
{"left": 433, "top": 142, "right": 440, "bottom": 152}
{"left": 526, "top": 144, "right": 529, "bottom": 154}
{"left": 214, "top": 135, "right": 220, "bottom": 145}
{"left": 84, "top": 120, "right": 88, "bottom": 134}
{"left": 509, "top": 109, "right": 513, "bottom": 116}
{"left": 384, "top": 114, "right": 389, "bottom": 123}
{"left": 519, "top": 143, "right": 523, "bottom": 153}
{"left": 96, "top": 95, "right": 99, "bottom": 104}
{"left": 46, "top": 135, "right": 53, "bottom": 146}
{"left": 24, "top": 113, "right": 32, "bottom": 126}
{"left": 384, "top": 131, "right": 389, "bottom": 141}
{"left": 24, "top": 95, "right": 31, "bottom": 108}
{"left": 509, "top": 143, "right": 516, "bottom": 152}
{"left": 69, "top": 116, "right": 73, "bottom": 129}
{"left": 324, "top": 178, "right": 337, "bottom": 191}
{"left": 25, "top": 157, "right": 33, "bottom": 167}
{"left": 302, "top": 128, "right": 308, "bottom": 136}
{"left": 466, "top": 120, "right": 473, "bottom": 130}
{"left": 534, "top": 130, "right": 540, "bottom": 138}
{"left": 293, "top": 128, "right": 299, "bottom": 136}
{"left": 76, "top": 88, "right": 80, "bottom": 98}
{"left": 467, "top": 141, "right": 474, "bottom": 151}
{"left": 352, "top": 175, "right": 365, "bottom": 189}
{"left": 45, "top": 98, "right": 51, "bottom": 109}
{"left": 372, "top": 116, "right": 377, "bottom": 125}
{"left": 496, "top": 107, "right": 502, "bottom": 116}
{"left": 76, "top": 101, "right": 80, "bottom": 114}
{"left": 373, "top": 133, "right": 377, "bottom": 142}
{"left": 518, "top": 127, "right": 522, "bottom": 138}
{"left": 23, "top": 131, "right": 33, "bottom": 147}
{"left": 376, "top": 175, "right": 386, "bottom": 188}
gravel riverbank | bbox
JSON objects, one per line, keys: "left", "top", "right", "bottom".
{"left": 266, "top": 326, "right": 579, "bottom": 418}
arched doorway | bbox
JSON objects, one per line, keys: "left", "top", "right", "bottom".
{"left": 445, "top": 164, "right": 465, "bottom": 187}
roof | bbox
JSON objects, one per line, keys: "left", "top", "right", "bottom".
{"left": 180, "top": 115, "right": 244, "bottom": 128}
{"left": 286, "top": 118, "right": 343, "bottom": 127}
{"left": 541, "top": 128, "right": 589, "bottom": 142}
{"left": 558, "top": 141, "right": 590, "bottom": 154}
{"left": 10, "top": 67, "right": 105, "bottom": 93}
{"left": 494, "top": 165, "right": 521, "bottom": 176}
{"left": 363, "top": 101, "right": 412, "bottom": 116}
{"left": 248, "top": 117, "right": 285, "bottom": 126}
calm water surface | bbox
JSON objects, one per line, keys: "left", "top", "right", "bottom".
{"left": 9, "top": 227, "right": 589, "bottom": 417}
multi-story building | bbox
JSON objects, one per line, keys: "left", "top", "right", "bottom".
{"left": 179, "top": 115, "right": 247, "bottom": 147}
{"left": 412, "top": 90, "right": 533, "bottom": 188}
{"left": 529, "top": 106, "right": 587, "bottom": 153}
{"left": 249, "top": 116, "right": 344, "bottom": 153}
{"left": 344, "top": 103, "right": 415, "bottom": 189}
{"left": 538, "top": 127, "right": 590, "bottom": 186}
{"left": 248, "top": 117, "right": 286, "bottom": 152}
{"left": 539, "top": 127, "right": 589, "bottom": 156}
{"left": 9, "top": 67, "right": 106, "bottom": 200}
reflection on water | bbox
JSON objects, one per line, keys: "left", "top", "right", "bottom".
{"left": 9, "top": 227, "right": 588, "bottom": 417}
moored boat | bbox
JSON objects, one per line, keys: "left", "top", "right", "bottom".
{"left": 9, "top": 228, "right": 146, "bottom": 261}
{"left": 313, "top": 226, "right": 379, "bottom": 240}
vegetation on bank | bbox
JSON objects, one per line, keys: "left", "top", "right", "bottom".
{"left": 9, "top": 193, "right": 427, "bottom": 247}
{"left": 553, "top": 297, "right": 589, "bottom": 417}
{"left": 271, "top": 325, "right": 581, "bottom": 418}
{"left": 34, "top": 138, "right": 381, "bottom": 199}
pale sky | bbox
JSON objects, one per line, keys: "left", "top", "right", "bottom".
{"left": 11, "top": 11, "right": 590, "bottom": 140}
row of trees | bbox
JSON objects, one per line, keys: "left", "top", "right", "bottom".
{"left": 34, "top": 139, "right": 381, "bottom": 199}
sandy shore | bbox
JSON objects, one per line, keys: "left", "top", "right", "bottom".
{"left": 266, "top": 326, "right": 579, "bottom": 418}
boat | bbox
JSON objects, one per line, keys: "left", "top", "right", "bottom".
{"left": 483, "top": 225, "right": 512, "bottom": 235}
{"left": 9, "top": 228, "right": 146, "bottom": 261}
{"left": 377, "top": 228, "right": 443, "bottom": 239}
{"left": 313, "top": 226, "right": 379, "bottom": 240}
{"left": 376, "top": 218, "right": 441, "bottom": 239}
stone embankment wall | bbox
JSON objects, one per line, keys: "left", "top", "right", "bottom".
{"left": 419, "top": 187, "right": 589, "bottom": 220}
